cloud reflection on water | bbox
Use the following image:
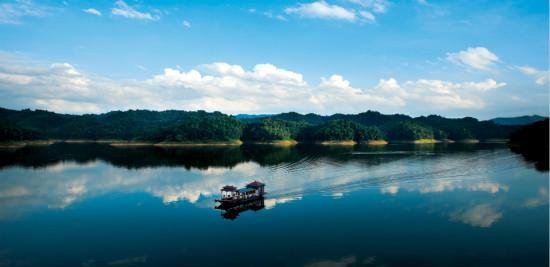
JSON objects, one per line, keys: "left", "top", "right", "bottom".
{"left": 450, "top": 204, "right": 503, "bottom": 228}
{"left": 0, "top": 143, "right": 546, "bottom": 229}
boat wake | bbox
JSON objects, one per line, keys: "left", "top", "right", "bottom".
{"left": 266, "top": 150, "right": 522, "bottom": 200}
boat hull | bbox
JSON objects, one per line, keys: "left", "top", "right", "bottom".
{"left": 215, "top": 195, "right": 264, "bottom": 207}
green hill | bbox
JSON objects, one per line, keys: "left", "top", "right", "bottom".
{"left": 0, "top": 107, "right": 519, "bottom": 143}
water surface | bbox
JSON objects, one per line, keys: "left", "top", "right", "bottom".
{"left": 0, "top": 143, "right": 547, "bottom": 267}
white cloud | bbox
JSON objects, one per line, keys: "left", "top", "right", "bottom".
{"left": 347, "top": 0, "right": 389, "bottom": 13}
{"left": 262, "top": 11, "right": 287, "bottom": 21}
{"left": 285, "top": 1, "right": 356, "bottom": 21}
{"left": 417, "top": 0, "right": 428, "bottom": 5}
{"left": 0, "top": 53, "right": 505, "bottom": 114}
{"left": 34, "top": 99, "right": 101, "bottom": 113}
{"left": 82, "top": 8, "right": 101, "bottom": 16}
{"left": 305, "top": 256, "right": 357, "bottom": 267}
{"left": 312, "top": 75, "right": 401, "bottom": 111}
{"left": 111, "top": 0, "right": 159, "bottom": 21}
{"left": 509, "top": 95, "right": 525, "bottom": 102}
{"left": 376, "top": 78, "right": 505, "bottom": 110}
{"left": 447, "top": 47, "right": 499, "bottom": 70}
{"left": 381, "top": 185, "right": 399, "bottom": 194}
{"left": 0, "top": 0, "right": 48, "bottom": 24}
{"left": 0, "top": 72, "right": 32, "bottom": 85}
{"left": 517, "top": 65, "right": 548, "bottom": 85}
{"left": 182, "top": 20, "right": 191, "bottom": 28}
{"left": 284, "top": 1, "right": 387, "bottom": 23}
{"left": 523, "top": 187, "right": 549, "bottom": 208}
{"left": 459, "top": 79, "right": 506, "bottom": 91}
{"left": 358, "top": 10, "right": 375, "bottom": 23}
{"left": 450, "top": 204, "right": 502, "bottom": 228}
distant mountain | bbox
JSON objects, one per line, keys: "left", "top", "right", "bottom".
{"left": 234, "top": 114, "right": 272, "bottom": 121}
{"left": 491, "top": 115, "right": 547, "bottom": 125}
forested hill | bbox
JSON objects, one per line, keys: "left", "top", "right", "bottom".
{"left": 491, "top": 115, "right": 547, "bottom": 126}
{"left": 0, "top": 108, "right": 518, "bottom": 143}
{"left": 0, "top": 108, "right": 242, "bottom": 143}
{"left": 247, "top": 111, "right": 517, "bottom": 141}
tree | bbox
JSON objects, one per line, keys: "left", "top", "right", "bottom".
{"left": 242, "top": 119, "right": 308, "bottom": 142}
{"left": 355, "top": 126, "right": 385, "bottom": 142}
{"left": 298, "top": 120, "right": 383, "bottom": 142}
{"left": 387, "top": 121, "right": 434, "bottom": 141}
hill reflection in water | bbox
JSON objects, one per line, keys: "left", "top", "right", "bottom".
{"left": 0, "top": 142, "right": 508, "bottom": 170}
{"left": 0, "top": 143, "right": 547, "bottom": 266}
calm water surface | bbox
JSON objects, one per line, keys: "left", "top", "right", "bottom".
{"left": 0, "top": 143, "right": 547, "bottom": 267}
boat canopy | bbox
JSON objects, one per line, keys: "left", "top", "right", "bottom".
{"left": 246, "top": 181, "right": 265, "bottom": 189}
{"left": 221, "top": 185, "right": 237, "bottom": 192}
{"left": 237, "top": 187, "right": 255, "bottom": 193}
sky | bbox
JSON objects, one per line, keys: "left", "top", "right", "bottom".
{"left": 0, "top": 0, "right": 548, "bottom": 119}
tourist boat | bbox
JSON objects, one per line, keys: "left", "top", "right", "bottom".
{"left": 215, "top": 181, "right": 266, "bottom": 206}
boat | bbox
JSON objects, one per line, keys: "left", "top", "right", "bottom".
{"left": 215, "top": 181, "right": 266, "bottom": 206}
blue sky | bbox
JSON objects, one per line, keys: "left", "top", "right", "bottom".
{"left": 0, "top": 0, "right": 547, "bottom": 119}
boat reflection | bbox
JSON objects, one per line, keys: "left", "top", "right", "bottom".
{"left": 215, "top": 198, "right": 265, "bottom": 220}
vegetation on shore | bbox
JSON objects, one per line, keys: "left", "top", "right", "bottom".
{"left": 242, "top": 119, "right": 306, "bottom": 143}
{"left": 297, "top": 120, "right": 385, "bottom": 144}
{"left": 0, "top": 107, "right": 523, "bottom": 145}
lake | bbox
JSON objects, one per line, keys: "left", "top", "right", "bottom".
{"left": 0, "top": 143, "right": 547, "bottom": 267}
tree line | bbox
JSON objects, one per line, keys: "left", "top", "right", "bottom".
{"left": 0, "top": 107, "right": 518, "bottom": 143}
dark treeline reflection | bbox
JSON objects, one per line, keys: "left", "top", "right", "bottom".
{"left": 509, "top": 119, "right": 549, "bottom": 171}
{"left": 0, "top": 142, "right": 509, "bottom": 170}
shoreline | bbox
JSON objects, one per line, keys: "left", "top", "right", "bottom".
{"left": 0, "top": 138, "right": 504, "bottom": 148}
{"left": 317, "top": 140, "right": 357, "bottom": 146}
{"left": 455, "top": 139, "right": 480, "bottom": 144}
{"left": 0, "top": 140, "right": 55, "bottom": 148}
{"left": 361, "top": 140, "right": 388, "bottom": 145}
{"left": 111, "top": 140, "right": 243, "bottom": 147}
{"left": 246, "top": 140, "right": 298, "bottom": 146}
{"left": 391, "top": 139, "right": 440, "bottom": 144}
